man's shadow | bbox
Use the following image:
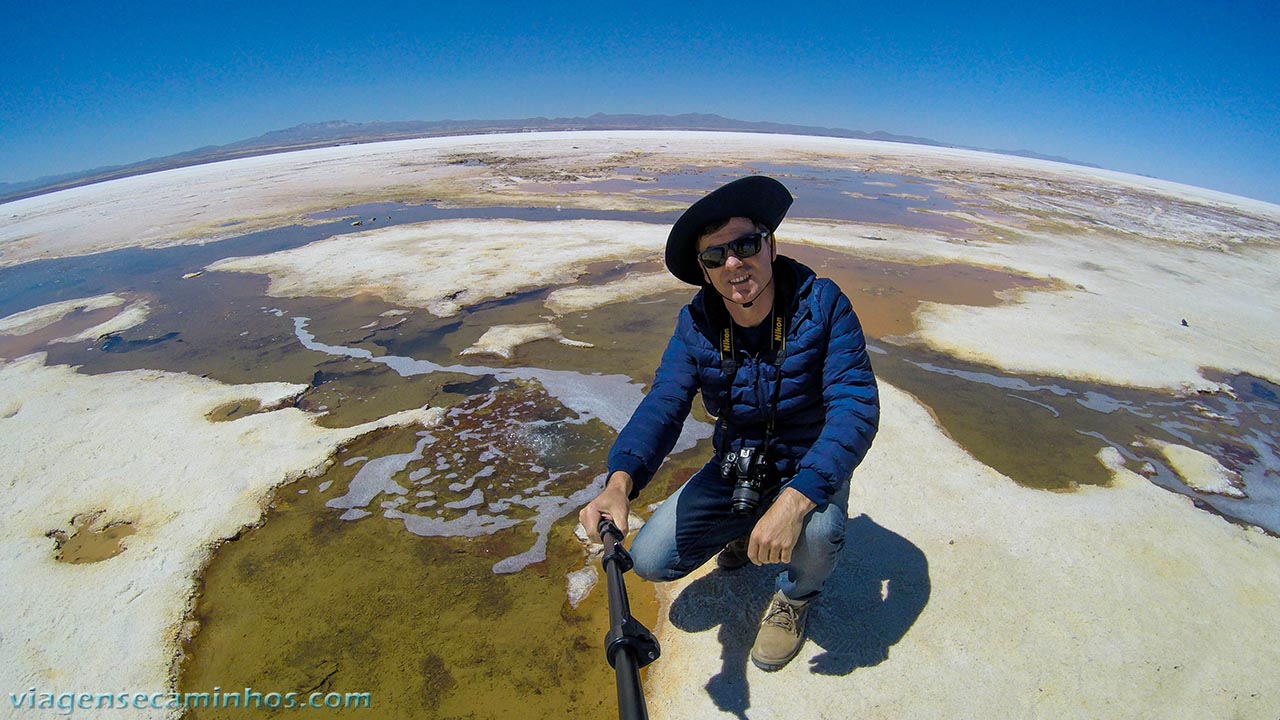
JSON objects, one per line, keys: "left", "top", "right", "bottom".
{"left": 666, "top": 514, "right": 930, "bottom": 718}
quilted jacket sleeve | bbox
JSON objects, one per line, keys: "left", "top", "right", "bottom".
{"left": 606, "top": 308, "right": 701, "bottom": 498}
{"left": 787, "top": 284, "right": 880, "bottom": 506}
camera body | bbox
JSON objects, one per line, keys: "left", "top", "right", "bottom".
{"left": 721, "top": 446, "right": 778, "bottom": 515}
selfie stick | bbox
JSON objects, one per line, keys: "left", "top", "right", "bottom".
{"left": 598, "top": 518, "right": 660, "bottom": 720}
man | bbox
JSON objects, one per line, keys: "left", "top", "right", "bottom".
{"left": 579, "top": 175, "right": 879, "bottom": 671}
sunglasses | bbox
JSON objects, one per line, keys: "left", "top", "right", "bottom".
{"left": 698, "top": 231, "right": 768, "bottom": 269}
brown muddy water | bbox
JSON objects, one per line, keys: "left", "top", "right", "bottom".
{"left": 176, "top": 391, "right": 689, "bottom": 719}
{"left": 47, "top": 511, "right": 137, "bottom": 564}
{"left": 4, "top": 197, "right": 1277, "bottom": 718}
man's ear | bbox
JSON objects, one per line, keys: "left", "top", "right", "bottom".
{"left": 769, "top": 233, "right": 778, "bottom": 261}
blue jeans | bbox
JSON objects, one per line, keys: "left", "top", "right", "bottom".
{"left": 629, "top": 461, "right": 850, "bottom": 602}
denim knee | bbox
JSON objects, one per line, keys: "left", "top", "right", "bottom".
{"left": 803, "top": 504, "right": 847, "bottom": 550}
{"left": 627, "top": 523, "right": 687, "bottom": 582}
{"left": 776, "top": 484, "right": 851, "bottom": 601}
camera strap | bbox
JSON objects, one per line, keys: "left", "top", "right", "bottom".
{"left": 718, "top": 292, "right": 788, "bottom": 455}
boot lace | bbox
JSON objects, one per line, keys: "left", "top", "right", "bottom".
{"left": 762, "top": 598, "right": 801, "bottom": 633}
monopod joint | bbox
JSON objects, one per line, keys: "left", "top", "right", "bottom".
{"left": 606, "top": 617, "right": 661, "bottom": 670}
{"left": 602, "top": 538, "right": 635, "bottom": 573}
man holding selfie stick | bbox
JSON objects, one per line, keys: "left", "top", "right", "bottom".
{"left": 580, "top": 175, "right": 880, "bottom": 671}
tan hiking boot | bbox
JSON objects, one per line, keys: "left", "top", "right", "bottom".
{"left": 750, "top": 591, "right": 808, "bottom": 671}
{"left": 716, "top": 535, "right": 751, "bottom": 570}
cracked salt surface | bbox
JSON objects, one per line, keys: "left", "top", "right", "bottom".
{"left": 295, "top": 315, "right": 711, "bottom": 572}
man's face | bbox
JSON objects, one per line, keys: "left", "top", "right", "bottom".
{"left": 697, "top": 217, "right": 776, "bottom": 306}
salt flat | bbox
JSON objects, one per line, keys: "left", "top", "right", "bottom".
{"left": 5, "top": 131, "right": 1276, "bottom": 268}
{"left": 1, "top": 131, "right": 1278, "bottom": 719}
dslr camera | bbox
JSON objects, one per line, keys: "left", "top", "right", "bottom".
{"left": 721, "top": 446, "right": 778, "bottom": 516}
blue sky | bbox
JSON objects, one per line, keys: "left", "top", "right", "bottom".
{"left": 3, "top": 1, "right": 1278, "bottom": 203}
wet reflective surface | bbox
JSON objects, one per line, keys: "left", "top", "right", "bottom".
{"left": 522, "top": 162, "right": 975, "bottom": 233}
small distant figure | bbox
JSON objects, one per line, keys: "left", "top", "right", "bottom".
{"left": 1181, "top": 319, "right": 1189, "bottom": 327}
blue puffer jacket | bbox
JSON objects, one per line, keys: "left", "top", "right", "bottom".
{"left": 607, "top": 256, "right": 880, "bottom": 506}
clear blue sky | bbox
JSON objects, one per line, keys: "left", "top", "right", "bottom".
{"left": 3, "top": 1, "right": 1278, "bottom": 203}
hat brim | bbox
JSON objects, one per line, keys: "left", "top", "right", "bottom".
{"left": 665, "top": 175, "right": 794, "bottom": 286}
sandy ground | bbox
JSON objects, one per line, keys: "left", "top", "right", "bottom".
{"left": 644, "top": 382, "right": 1280, "bottom": 719}
{"left": 0, "top": 354, "right": 440, "bottom": 716}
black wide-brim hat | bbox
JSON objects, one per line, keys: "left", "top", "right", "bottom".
{"left": 665, "top": 175, "right": 794, "bottom": 286}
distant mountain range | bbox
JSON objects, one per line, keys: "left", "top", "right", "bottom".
{"left": 0, "top": 113, "right": 1099, "bottom": 204}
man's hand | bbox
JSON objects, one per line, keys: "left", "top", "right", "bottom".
{"left": 748, "top": 487, "right": 817, "bottom": 565}
{"left": 579, "top": 471, "right": 634, "bottom": 543}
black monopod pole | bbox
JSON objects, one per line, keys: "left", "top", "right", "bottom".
{"left": 598, "top": 519, "right": 661, "bottom": 720}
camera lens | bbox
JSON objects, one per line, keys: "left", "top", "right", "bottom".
{"left": 731, "top": 480, "right": 760, "bottom": 515}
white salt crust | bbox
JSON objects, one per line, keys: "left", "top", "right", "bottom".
{"left": 782, "top": 219, "right": 1280, "bottom": 392}
{"left": 644, "top": 384, "right": 1280, "bottom": 719}
{"left": 0, "top": 354, "right": 441, "bottom": 713}
{"left": 51, "top": 299, "right": 151, "bottom": 343}
{"left": 5, "top": 132, "right": 1278, "bottom": 391}
{"left": 544, "top": 271, "right": 688, "bottom": 315}
{"left": 4, "top": 130, "right": 1276, "bottom": 269}
{"left": 1147, "top": 438, "right": 1247, "bottom": 498}
{"left": 459, "top": 323, "right": 593, "bottom": 359}
{"left": 207, "top": 219, "right": 667, "bottom": 318}
{"left": 0, "top": 293, "right": 125, "bottom": 335}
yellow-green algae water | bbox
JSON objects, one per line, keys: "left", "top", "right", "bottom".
{"left": 177, "top": 425, "right": 617, "bottom": 719}
{"left": 177, "top": 380, "right": 707, "bottom": 720}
